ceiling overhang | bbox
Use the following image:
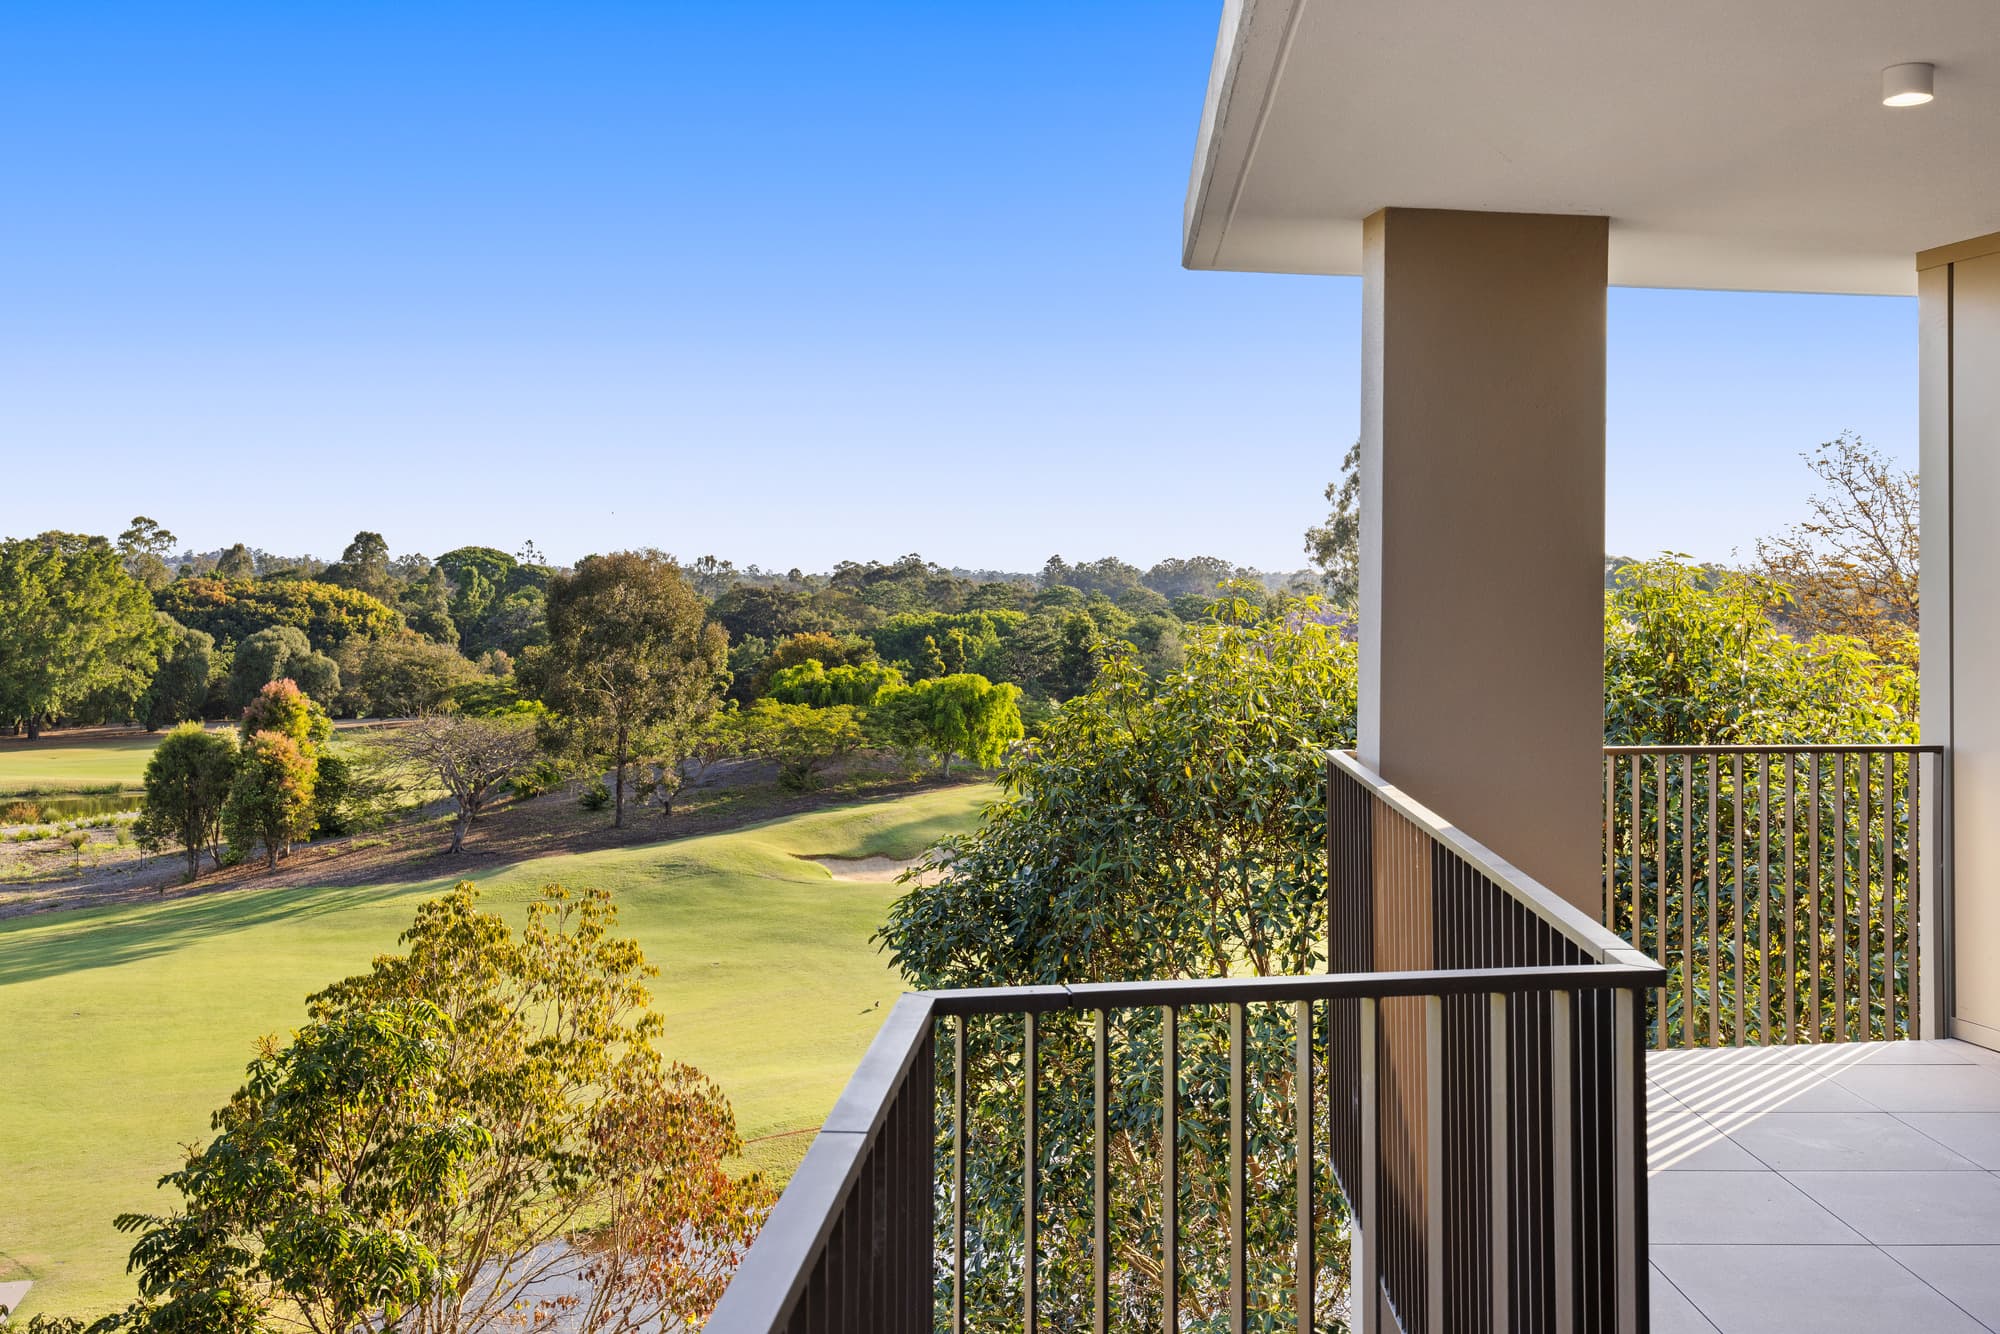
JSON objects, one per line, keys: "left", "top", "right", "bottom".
{"left": 1185, "top": 0, "right": 2000, "bottom": 296}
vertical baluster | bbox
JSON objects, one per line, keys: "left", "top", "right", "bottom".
{"left": 1093, "top": 1008, "right": 1109, "bottom": 1334}
{"left": 1161, "top": 1004, "right": 1178, "bottom": 1334}
{"left": 1708, "top": 754, "right": 1721, "bottom": 1046}
{"left": 953, "top": 1016, "right": 967, "bottom": 1334}
{"left": 1681, "top": 753, "right": 1695, "bottom": 1048}
{"left": 1734, "top": 752, "right": 1746, "bottom": 1045}
{"left": 1489, "top": 994, "right": 1510, "bottom": 1334}
{"left": 1230, "top": 1002, "right": 1247, "bottom": 1334}
{"left": 1884, "top": 754, "right": 1898, "bottom": 1038}
{"left": 1604, "top": 756, "right": 1616, "bottom": 928}
{"left": 1425, "top": 995, "right": 1445, "bottom": 1332}
{"left": 1656, "top": 755, "right": 1669, "bottom": 1050}
{"left": 1295, "top": 998, "right": 1315, "bottom": 1334}
{"left": 1810, "top": 755, "right": 1823, "bottom": 1042}
{"left": 1863, "top": 753, "right": 1876, "bottom": 1037}
{"left": 1356, "top": 997, "right": 1381, "bottom": 1334}
{"left": 1782, "top": 754, "right": 1796, "bottom": 1044}
{"left": 1024, "top": 1012, "right": 1037, "bottom": 1334}
{"left": 1836, "top": 752, "right": 1849, "bottom": 1042}
{"left": 1911, "top": 754, "right": 1925, "bottom": 1038}
{"left": 1613, "top": 988, "right": 1641, "bottom": 1334}
{"left": 1756, "top": 754, "right": 1769, "bottom": 1044}
{"left": 1550, "top": 990, "right": 1575, "bottom": 1334}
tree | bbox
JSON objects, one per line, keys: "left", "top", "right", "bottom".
{"left": 228, "top": 626, "right": 339, "bottom": 708}
{"left": 156, "top": 577, "right": 401, "bottom": 651}
{"left": 1605, "top": 555, "right": 1916, "bottom": 746}
{"left": 1304, "top": 440, "right": 1361, "bottom": 605}
{"left": 766, "top": 658, "right": 905, "bottom": 708}
{"left": 135, "top": 724, "right": 238, "bottom": 882}
{"left": 108, "top": 884, "right": 767, "bottom": 1332}
{"left": 237, "top": 677, "right": 334, "bottom": 748}
{"left": 1756, "top": 431, "right": 1919, "bottom": 663}
{"left": 343, "top": 634, "right": 479, "bottom": 717}
{"left": 117, "top": 516, "right": 179, "bottom": 591}
{"left": 223, "top": 730, "right": 317, "bottom": 870}
{"left": 377, "top": 713, "right": 538, "bottom": 852}
{"left": 1140, "top": 555, "right": 1244, "bottom": 600}
{"left": 0, "top": 532, "right": 167, "bottom": 735}
{"left": 398, "top": 565, "right": 458, "bottom": 645}
{"left": 141, "top": 617, "right": 215, "bottom": 730}
{"left": 213, "top": 543, "right": 256, "bottom": 579}
{"left": 736, "top": 700, "right": 864, "bottom": 789}
{"left": 525, "top": 551, "right": 728, "bottom": 826}
{"left": 873, "top": 673, "right": 1024, "bottom": 776}
{"left": 877, "top": 598, "right": 1359, "bottom": 1330}
{"left": 323, "top": 530, "right": 394, "bottom": 602}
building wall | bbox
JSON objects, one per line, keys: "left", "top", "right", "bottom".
{"left": 1920, "top": 234, "right": 2000, "bottom": 1046}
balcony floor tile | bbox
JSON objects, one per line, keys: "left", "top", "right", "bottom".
{"left": 1721, "top": 1111, "right": 1982, "bottom": 1172}
{"left": 1894, "top": 1113, "right": 2000, "bottom": 1169}
{"left": 1648, "top": 1170, "right": 1861, "bottom": 1245}
{"left": 1884, "top": 1246, "right": 2000, "bottom": 1327}
{"left": 1651, "top": 1244, "right": 1989, "bottom": 1334}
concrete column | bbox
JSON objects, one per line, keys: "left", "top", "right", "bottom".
{"left": 1358, "top": 208, "right": 1609, "bottom": 914}
{"left": 1919, "top": 230, "right": 2000, "bottom": 1046}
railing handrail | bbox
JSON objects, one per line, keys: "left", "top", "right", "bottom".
{"left": 1328, "top": 748, "right": 1649, "bottom": 968}
{"left": 1604, "top": 742, "right": 1941, "bottom": 755}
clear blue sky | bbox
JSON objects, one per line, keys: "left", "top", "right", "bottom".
{"left": 0, "top": 3, "right": 1916, "bottom": 573}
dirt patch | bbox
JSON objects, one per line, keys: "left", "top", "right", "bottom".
{"left": 804, "top": 855, "right": 929, "bottom": 883}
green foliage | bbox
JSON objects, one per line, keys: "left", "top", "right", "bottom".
{"left": 525, "top": 550, "right": 728, "bottom": 826}
{"left": 708, "top": 584, "right": 842, "bottom": 644}
{"left": 156, "top": 577, "right": 400, "bottom": 653}
{"left": 222, "top": 730, "right": 317, "bottom": 871}
{"left": 1304, "top": 440, "right": 1361, "bottom": 605}
{"left": 867, "top": 610, "right": 1024, "bottom": 679}
{"left": 396, "top": 565, "right": 458, "bottom": 646}
{"left": 376, "top": 712, "right": 539, "bottom": 852}
{"left": 0, "top": 531, "right": 167, "bottom": 734}
{"left": 871, "top": 673, "right": 1023, "bottom": 776}
{"left": 878, "top": 600, "right": 1358, "bottom": 1330}
{"left": 227, "top": 626, "right": 339, "bottom": 709}
{"left": 577, "top": 778, "right": 612, "bottom": 811}
{"left": 236, "top": 678, "right": 333, "bottom": 750}
{"left": 320, "top": 529, "right": 394, "bottom": 602}
{"left": 117, "top": 517, "right": 179, "bottom": 594}
{"left": 734, "top": 700, "right": 865, "bottom": 789}
{"left": 1604, "top": 556, "right": 1918, "bottom": 746}
{"left": 141, "top": 617, "right": 215, "bottom": 730}
{"left": 337, "top": 634, "right": 479, "bottom": 718}
{"left": 766, "top": 658, "right": 905, "bottom": 708}
{"left": 134, "top": 724, "right": 238, "bottom": 883}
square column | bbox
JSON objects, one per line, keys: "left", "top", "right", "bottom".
{"left": 1358, "top": 208, "right": 1609, "bottom": 913}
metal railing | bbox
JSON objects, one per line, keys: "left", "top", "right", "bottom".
{"left": 708, "top": 752, "right": 1665, "bottom": 1334}
{"left": 1601, "top": 745, "right": 1946, "bottom": 1047}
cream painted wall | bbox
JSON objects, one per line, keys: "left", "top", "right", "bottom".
{"left": 1357, "top": 208, "right": 1609, "bottom": 914}
{"left": 1927, "top": 243, "right": 2000, "bottom": 1046}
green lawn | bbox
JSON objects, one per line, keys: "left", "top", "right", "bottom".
{"left": 0, "top": 783, "right": 989, "bottom": 1318}
{"left": 0, "top": 732, "right": 165, "bottom": 795}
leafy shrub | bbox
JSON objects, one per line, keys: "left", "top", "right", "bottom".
{"left": 577, "top": 778, "right": 611, "bottom": 811}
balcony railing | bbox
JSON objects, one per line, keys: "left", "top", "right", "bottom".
{"left": 709, "top": 751, "right": 1665, "bottom": 1334}
{"left": 1601, "top": 745, "right": 1946, "bottom": 1047}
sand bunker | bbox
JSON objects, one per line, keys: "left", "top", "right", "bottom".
{"left": 804, "top": 855, "right": 938, "bottom": 884}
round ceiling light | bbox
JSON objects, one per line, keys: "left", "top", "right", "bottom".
{"left": 1883, "top": 62, "right": 1936, "bottom": 107}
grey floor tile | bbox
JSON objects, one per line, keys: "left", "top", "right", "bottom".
{"left": 1650, "top": 1266, "right": 1722, "bottom": 1334}
{"left": 1802, "top": 1040, "right": 1976, "bottom": 1067}
{"left": 1896, "top": 1113, "right": 2000, "bottom": 1169}
{"left": 1652, "top": 1244, "right": 1988, "bottom": 1334}
{"left": 1668, "top": 1064, "right": 1881, "bottom": 1117}
{"left": 1721, "top": 1111, "right": 1981, "bottom": 1171}
{"left": 1651, "top": 1105, "right": 1767, "bottom": 1172}
{"left": 1886, "top": 1245, "right": 2000, "bottom": 1327}
{"left": 1784, "top": 1169, "right": 2000, "bottom": 1245}
{"left": 1649, "top": 1171, "right": 1861, "bottom": 1245}
{"left": 1832, "top": 1063, "right": 2000, "bottom": 1112}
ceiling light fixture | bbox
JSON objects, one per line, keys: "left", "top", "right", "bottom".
{"left": 1883, "top": 62, "right": 1936, "bottom": 107}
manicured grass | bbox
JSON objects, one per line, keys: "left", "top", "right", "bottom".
{"left": 0, "top": 784, "right": 990, "bottom": 1318}
{"left": 0, "top": 732, "right": 164, "bottom": 794}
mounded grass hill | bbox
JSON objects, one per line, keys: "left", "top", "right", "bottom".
{"left": 0, "top": 783, "right": 990, "bottom": 1317}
